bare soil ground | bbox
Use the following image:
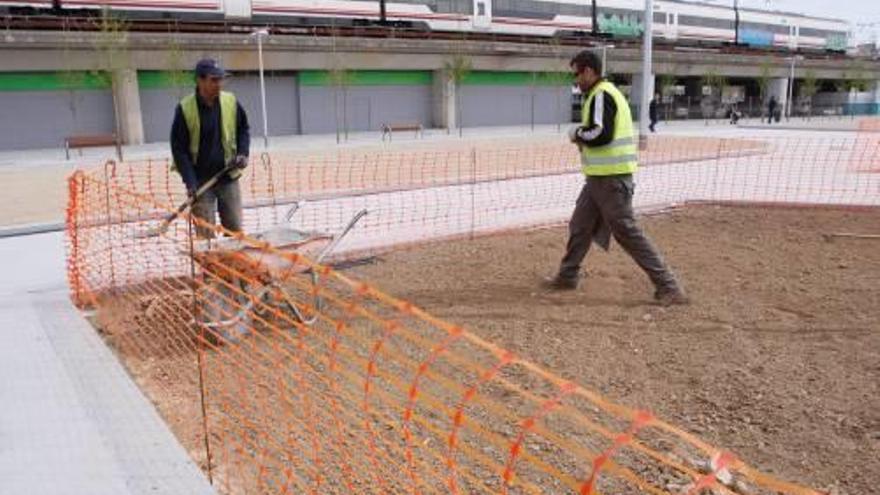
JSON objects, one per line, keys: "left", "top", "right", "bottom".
{"left": 348, "top": 205, "right": 880, "bottom": 495}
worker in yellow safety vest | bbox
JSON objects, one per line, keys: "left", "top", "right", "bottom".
{"left": 170, "top": 58, "right": 250, "bottom": 238}
{"left": 544, "top": 50, "right": 688, "bottom": 306}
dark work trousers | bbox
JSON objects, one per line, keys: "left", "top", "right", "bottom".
{"left": 558, "top": 174, "right": 679, "bottom": 291}
{"left": 191, "top": 179, "right": 243, "bottom": 238}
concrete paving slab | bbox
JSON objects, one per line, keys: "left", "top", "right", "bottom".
{"left": 0, "top": 232, "right": 214, "bottom": 495}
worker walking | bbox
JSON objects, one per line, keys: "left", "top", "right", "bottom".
{"left": 171, "top": 58, "right": 250, "bottom": 238}
{"left": 544, "top": 50, "right": 687, "bottom": 306}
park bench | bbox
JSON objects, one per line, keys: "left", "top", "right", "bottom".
{"left": 381, "top": 122, "right": 423, "bottom": 141}
{"left": 65, "top": 134, "right": 123, "bottom": 161}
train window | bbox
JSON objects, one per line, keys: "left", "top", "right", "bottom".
{"left": 653, "top": 12, "right": 666, "bottom": 24}
{"left": 477, "top": 1, "right": 485, "bottom": 16}
{"left": 493, "top": 0, "right": 588, "bottom": 19}
{"left": 599, "top": 7, "right": 643, "bottom": 22}
{"left": 677, "top": 15, "right": 734, "bottom": 30}
{"left": 393, "top": 0, "right": 474, "bottom": 15}
{"left": 740, "top": 21, "right": 788, "bottom": 35}
{"left": 799, "top": 27, "right": 846, "bottom": 39}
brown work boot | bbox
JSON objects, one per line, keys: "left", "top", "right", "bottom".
{"left": 542, "top": 274, "right": 580, "bottom": 290}
{"left": 654, "top": 287, "right": 690, "bottom": 306}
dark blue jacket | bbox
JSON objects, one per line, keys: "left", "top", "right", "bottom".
{"left": 170, "top": 92, "right": 250, "bottom": 191}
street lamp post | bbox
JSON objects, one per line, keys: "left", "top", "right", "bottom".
{"left": 251, "top": 28, "right": 270, "bottom": 149}
{"left": 785, "top": 55, "right": 804, "bottom": 120}
{"left": 600, "top": 44, "right": 615, "bottom": 77}
{"left": 733, "top": 0, "right": 740, "bottom": 45}
{"left": 639, "top": 0, "right": 654, "bottom": 142}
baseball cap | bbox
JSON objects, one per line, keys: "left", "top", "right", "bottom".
{"left": 195, "top": 59, "right": 226, "bottom": 79}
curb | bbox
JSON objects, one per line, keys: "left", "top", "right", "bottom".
{"left": 0, "top": 222, "right": 64, "bottom": 239}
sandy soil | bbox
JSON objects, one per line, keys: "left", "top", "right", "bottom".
{"left": 89, "top": 205, "right": 880, "bottom": 494}
{"left": 347, "top": 205, "right": 880, "bottom": 495}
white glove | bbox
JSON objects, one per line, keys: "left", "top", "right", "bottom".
{"left": 567, "top": 126, "right": 580, "bottom": 143}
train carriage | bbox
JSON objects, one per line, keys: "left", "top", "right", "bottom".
{"left": 0, "top": 0, "right": 851, "bottom": 53}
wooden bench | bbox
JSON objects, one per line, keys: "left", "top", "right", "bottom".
{"left": 381, "top": 123, "right": 423, "bottom": 141}
{"left": 65, "top": 134, "right": 123, "bottom": 161}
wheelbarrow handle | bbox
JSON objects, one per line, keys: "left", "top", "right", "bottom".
{"left": 315, "top": 209, "right": 368, "bottom": 263}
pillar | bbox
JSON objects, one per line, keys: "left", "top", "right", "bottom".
{"left": 112, "top": 68, "right": 144, "bottom": 146}
{"left": 629, "top": 73, "right": 655, "bottom": 122}
{"left": 872, "top": 80, "right": 880, "bottom": 115}
{"left": 432, "top": 70, "right": 457, "bottom": 130}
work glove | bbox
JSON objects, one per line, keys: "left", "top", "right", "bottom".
{"left": 232, "top": 154, "right": 249, "bottom": 170}
{"left": 184, "top": 180, "right": 197, "bottom": 199}
{"left": 567, "top": 125, "right": 581, "bottom": 144}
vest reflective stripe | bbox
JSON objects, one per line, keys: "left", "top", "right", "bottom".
{"left": 581, "top": 81, "right": 639, "bottom": 176}
{"left": 608, "top": 136, "right": 635, "bottom": 147}
{"left": 585, "top": 153, "right": 639, "bottom": 165}
{"left": 176, "top": 91, "right": 240, "bottom": 178}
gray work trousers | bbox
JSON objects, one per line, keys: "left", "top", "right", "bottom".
{"left": 558, "top": 175, "right": 679, "bottom": 291}
{"left": 191, "top": 179, "right": 243, "bottom": 238}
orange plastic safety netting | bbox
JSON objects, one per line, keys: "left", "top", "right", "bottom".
{"left": 62, "top": 133, "right": 871, "bottom": 495}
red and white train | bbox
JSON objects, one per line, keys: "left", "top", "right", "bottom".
{"left": 1, "top": 0, "right": 851, "bottom": 52}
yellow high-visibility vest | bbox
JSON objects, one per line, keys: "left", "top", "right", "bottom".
{"left": 580, "top": 80, "right": 638, "bottom": 176}
{"left": 176, "top": 91, "right": 241, "bottom": 179}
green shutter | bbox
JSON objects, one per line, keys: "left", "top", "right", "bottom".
{"left": 138, "top": 70, "right": 193, "bottom": 90}
{"left": 460, "top": 71, "right": 570, "bottom": 86}
{"left": 299, "top": 70, "right": 432, "bottom": 86}
{"left": 0, "top": 72, "right": 111, "bottom": 92}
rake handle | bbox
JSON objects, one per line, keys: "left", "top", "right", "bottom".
{"left": 157, "top": 165, "right": 234, "bottom": 234}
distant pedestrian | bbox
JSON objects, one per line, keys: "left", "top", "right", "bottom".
{"left": 729, "top": 103, "right": 741, "bottom": 125}
{"left": 649, "top": 96, "right": 659, "bottom": 133}
{"left": 767, "top": 96, "right": 777, "bottom": 124}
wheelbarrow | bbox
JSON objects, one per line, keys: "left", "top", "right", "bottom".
{"left": 190, "top": 202, "right": 368, "bottom": 344}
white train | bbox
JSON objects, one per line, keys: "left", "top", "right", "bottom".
{"left": 2, "top": 0, "right": 850, "bottom": 52}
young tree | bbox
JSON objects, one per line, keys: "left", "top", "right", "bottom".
{"left": 165, "top": 34, "right": 191, "bottom": 100}
{"left": 328, "top": 21, "right": 353, "bottom": 143}
{"left": 700, "top": 67, "right": 726, "bottom": 123}
{"left": 846, "top": 65, "right": 869, "bottom": 92}
{"left": 328, "top": 63, "right": 353, "bottom": 144}
{"left": 657, "top": 73, "right": 677, "bottom": 120}
{"left": 799, "top": 70, "right": 818, "bottom": 119}
{"left": 443, "top": 53, "right": 472, "bottom": 137}
{"left": 90, "top": 7, "right": 130, "bottom": 143}
{"left": 756, "top": 59, "right": 773, "bottom": 118}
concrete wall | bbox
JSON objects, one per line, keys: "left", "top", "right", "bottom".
{"left": 0, "top": 88, "right": 115, "bottom": 151}
{"left": 459, "top": 85, "right": 569, "bottom": 127}
{"left": 140, "top": 86, "right": 188, "bottom": 144}
{"left": 457, "top": 71, "right": 570, "bottom": 128}
{"left": 139, "top": 72, "right": 300, "bottom": 144}
{"left": 296, "top": 71, "right": 434, "bottom": 135}
{"left": 299, "top": 85, "right": 432, "bottom": 135}
{"left": 225, "top": 74, "right": 300, "bottom": 140}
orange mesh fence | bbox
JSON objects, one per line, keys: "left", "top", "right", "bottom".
{"left": 65, "top": 133, "right": 880, "bottom": 494}
{"left": 72, "top": 133, "right": 878, "bottom": 263}
{"left": 852, "top": 117, "right": 880, "bottom": 173}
